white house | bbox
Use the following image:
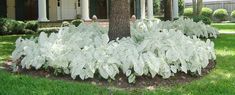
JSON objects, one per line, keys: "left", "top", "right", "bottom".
{"left": 0, "top": 0, "right": 179, "bottom": 21}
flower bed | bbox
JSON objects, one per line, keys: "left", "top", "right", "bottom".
{"left": 11, "top": 22, "right": 216, "bottom": 83}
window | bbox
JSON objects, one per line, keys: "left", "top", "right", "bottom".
{"left": 58, "top": 0, "right": 60, "bottom": 6}
{"left": 78, "top": 0, "right": 80, "bottom": 7}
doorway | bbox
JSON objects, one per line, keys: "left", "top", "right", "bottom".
{"left": 15, "top": 0, "right": 38, "bottom": 20}
{"left": 60, "top": 0, "right": 77, "bottom": 20}
{"left": 96, "top": 0, "right": 108, "bottom": 19}
{"left": 130, "top": 0, "right": 135, "bottom": 17}
{"left": 15, "top": 0, "right": 49, "bottom": 20}
{"left": 0, "top": 0, "right": 7, "bottom": 17}
{"left": 90, "top": 0, "right": 108, "bottom": 19}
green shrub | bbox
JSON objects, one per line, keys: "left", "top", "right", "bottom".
{"left": 24, "top": 29, "right": 35, "bottom": 34}
{"left": 38, "top": 27, "right": 60, "bottom": 34}
{"left": 183, "top": 8, "right": 193, "bottom": 17}
{"left": 71, "top": 19, "right": 83, "bottom": 27}
{"left": 0, "top": 18, "right": 7, "bottom": 34}
{"left": 179, "top": 0, "right": 185, "bottom": 16}
{"left": 153, "top": 0, "right": 160, "bottom": 15}
{"left": 193, "top": 15, "right": 212, "bottom": 25}
{"left": 0, "top": 18, "right": 38, "bottom": 35}
{"left": 4, "top": 19, "right": 25, "bottom": 34}
{"left": 25, "top": 21, "right": 39, "bottom": 32}
{"left": 13, "top": 21, "right": 26, "bottom": 34}
{"left": 155, "top": 16, "right": 165, "bottom": 21}
{"left": 4, "top": 19, "right": 14, "bottom": 33}
{"left": 62, "top": 21, "right": 70, "bottom": 27}
{"left": 3, "top": 19, "right": 25, "bottom": 34}
{"left": 231, "top": 10, "right": 235, "bottom": 18}
{"left": 201, "top": 7, "right": 213, "bottom": 18}
{"left": 213, "top": 9, "right": 228, "bottom": 21}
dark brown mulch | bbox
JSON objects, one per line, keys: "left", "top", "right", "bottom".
{"left": 2, "top": 60, "right": 216, "bottom": 90}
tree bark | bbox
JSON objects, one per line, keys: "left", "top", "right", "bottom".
{"left": 197, "top": 0, "right": 203, "bottom": 15}
{"left": 164, "top": 0, "right": 172, "bottom": 21}
{"left": 108, "top": 0, "right": 130, "bottom": 41}
{"left": 192, "top": 0, "right": 197, "bottom": 16}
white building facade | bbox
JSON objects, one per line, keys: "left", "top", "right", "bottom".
{"left": 3, "top": 0, "right": 179, "bottom": 21}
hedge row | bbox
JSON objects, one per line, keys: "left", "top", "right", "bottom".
{"left": 183, "top": 7, "right": 235, "bottom": 22}
{"left": 0, "top": 18, "right": 38, "bottom": 35}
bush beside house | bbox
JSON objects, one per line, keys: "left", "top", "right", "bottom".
{"left": 183, "top": 7, "right": 235, "bottom": 23}
{"left": 0, "top": 18, "right": 38, "bottom": 35}
{"left": 71, "top": 19, "right": 83, "bottom": 27}
{"left": 0, "top": 18, "right": 83, "bottom": 35}
{"left": 231, "top": 10, "right": 235, "bottom": 22}
{"left": 183, "top": 8, "right": 211, "bottom": 25}
{"left": 25, "top": 21, "right": 39, "bottom": 32}
{"left": 193, "top": 15, "right": 212, "bottom": 25}
{"left": 179, "top": 0, "right": 185, "bottom": 16}
{"left": 183, "top": 8, "right": 193, "bottom": 17}
{"left": 213, "top": 9, "right": 229, "bottom": 22}
{"left": 201, "top": 7, "right": 213, "bottom": 18}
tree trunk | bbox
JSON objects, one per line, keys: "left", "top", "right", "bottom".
{"left": 108, "top": 0, "right": 130, "bottom": 41}
{"left": 197, "top": 0, "right": 203, "bottom": 15}
{"left": 164, "top": 0, "right": 172, "bottom": 20}
{"left": 192, "top": 0, "right": 197, "bottom": 16}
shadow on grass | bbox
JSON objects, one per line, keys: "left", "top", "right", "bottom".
{"left": 149, "top": 54, "right": 235, "bottom": 95}
{"left": 0, "top": 35, "right": 32, "bottom": 63}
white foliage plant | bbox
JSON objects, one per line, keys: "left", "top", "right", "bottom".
{"left": 12, "top": 22, "right": 216, "bottom": 83}
{"left": 134, "top": 17, "right": 219, "bottom": 38}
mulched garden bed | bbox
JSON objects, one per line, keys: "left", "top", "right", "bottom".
{"left": 2, "top": 60, "right": 216, "bottom": 90}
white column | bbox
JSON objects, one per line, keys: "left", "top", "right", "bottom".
{"left": 147, "top": 0, "right": 154, "bottom": 19}
{"left": 81, "top": 0, "right": 90, "bottom": 20}
{"left": 38, "top": 0, "right": 48, "bottom": 21}
{"left": 141, "top": 0, "right": 146, "bottom": 19}
{"left": 172, "top": 0, "right": 179, "bottom": 19}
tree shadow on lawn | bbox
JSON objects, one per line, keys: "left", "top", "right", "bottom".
{"left": 176, "top": 54, "right": 235, "bottom": 95}
{"left": 0, "top": 35, "right": 32, "bottom": 63}
{"left": 0, "top": 41, "right": 15, "bottom": 64}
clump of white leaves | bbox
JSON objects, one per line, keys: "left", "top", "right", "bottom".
{"left": 11, "top": 22, "right": 216, "bottom": 83}
{"left": 133, "top": 17, "right": 219, "bottom": 38}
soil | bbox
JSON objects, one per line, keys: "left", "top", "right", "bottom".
{"left": 2, "top": 60, "right": 216, "bottom": 90}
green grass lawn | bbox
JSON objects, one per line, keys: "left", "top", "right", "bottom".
{"left": 212, "top": 23, "right": 235, "bottom": 32}
{"left": 219, "top": 29, "right": 235, "bottom": 33}
{"left": 0, "top": 35, "right": 30, "bottom": 63}
{"left": 0, "top": 34, "right": 235, "bottom": 95}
